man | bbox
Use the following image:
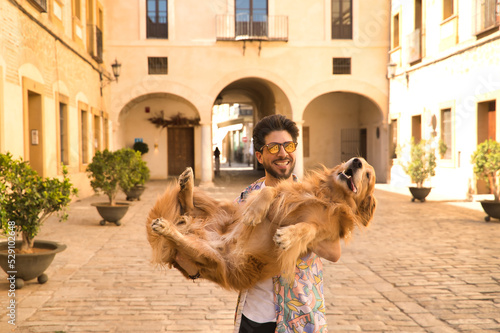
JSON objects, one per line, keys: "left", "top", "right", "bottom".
{"left": 234, "top": 114, "right": 341, "bottom": 333}
{"left": 176, "top": 114, "right": 341, "bottom": 332}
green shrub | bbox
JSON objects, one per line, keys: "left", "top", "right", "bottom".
{"left": 133, "top": 141, "right": 149, "bottom": 155}
{"left": 0, "top": 153, "right": 77, "bottom": 253}
{"left": 471, "top": 139, "right": 500, "bottom": 201}
{"left": 400, "top": 138, "right": 437, "bottom": 188}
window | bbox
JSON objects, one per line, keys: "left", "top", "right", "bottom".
{"left": 94, "top": 113, "right": 101, "bottom": 152}
{"left": 236, "top": 0, "right": 268, "bottom": 38}
{"left": 411, "top": 115, "right": 422, "bottom": 143}
{"left": 332, "top": 0, "right": 352, "bottom": 39}
{"left": 392, "top": 13, "right": 400, "bottom": 49}
{"left": 147, "top": 0, "right": 168, "bottom": 39}
{"left": 441, "top": 109, "right": 452, "bottom": 159}
{"left": 390, "top": 119, "right": 398, "bottom": 158}
{"left": 73, "top": 0, "right": 81, "bottom": 20}
{"left": 59, "top": 100, "right": 69, "bottom": 165}
{"left": 443, "top": 0, "right": 454, "bottom": 20}
{"left": 81, "top": 108, "right": 89, "bottom": 164}
{"left": 473, "top": 0, "right": 500, "bottom": 36}
{"left": 148, "top": 57, "right": 168, "bottom": 74}
{"left": 333, "top": 58, "right": 351, "bottom": 74}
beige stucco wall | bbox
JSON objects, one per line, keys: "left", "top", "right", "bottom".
{"left": 105, "top": 0, "right": 390, "bottom": 183}
{"left": 0, "top": 0, "right": 112, "bottom": 198}
{"left": 389, "top": 0, "right": 500, "bottom": 199}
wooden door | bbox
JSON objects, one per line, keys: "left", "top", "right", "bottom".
{"left": 167, "top": 127, "right": 194, "bottom": 176}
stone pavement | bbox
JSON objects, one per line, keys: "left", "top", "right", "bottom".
{"left": 1, "top": 169, "right": 499, "bottom": 333}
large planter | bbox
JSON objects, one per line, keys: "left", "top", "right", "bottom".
{"left": 409, "top": 187, "right": 432, "bottom": 202}
{"left": 479, "top": 200, "right": 500, "bottom": 222}
{"left": 91, "top": 202, "right": 131, "bottom": 226}
{"left": 125, "top": 185, "right": 146, "bottom": 201}
{"left": 0, "top": 240, "right": 67, "bottom": 289}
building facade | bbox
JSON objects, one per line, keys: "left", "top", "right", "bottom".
{"left": 388, "top": 0, "right": 500, "bottom": 199}
{"left": 106, "top": 0, "right": 390, "bottom": 185}
{"left": 0, "top": 0, "right": 115, "bottom": 197}
{"left": 1, "top": 0, "right": 391, "bottom": 197}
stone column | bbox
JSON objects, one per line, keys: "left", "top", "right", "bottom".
{"left": 200, "top": 122, "right": 214, "bottom": 187}
{"left": 294, "top": 120, "right": 304, "bottom": 179}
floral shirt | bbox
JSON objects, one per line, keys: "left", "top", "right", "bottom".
{"left": 234, "top": 176, "right": 328, "bottom": 333}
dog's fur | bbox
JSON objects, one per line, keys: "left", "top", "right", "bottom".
{"left": 146, "top": 157, "right": 377, "bottom": 291}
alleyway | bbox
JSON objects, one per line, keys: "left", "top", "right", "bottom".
{"left": 1, "top": 169, "right": 499, "bottom": 332}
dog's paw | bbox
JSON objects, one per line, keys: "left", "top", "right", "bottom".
{"left": 179, "top": 168, "right": 193, "bottom": 190}
{"left": 273, "top": 226, "right": 295, "bottom": 251}
{"left": 151, "top": 218, "right": 170, "bottom": 234}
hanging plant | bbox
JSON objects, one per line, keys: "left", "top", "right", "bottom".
{"left": 148, "top": 111, "right": 200, "bottom": 128}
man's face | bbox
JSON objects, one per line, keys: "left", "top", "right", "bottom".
{"left": 256, "top": 130, "right": 296, "bottom": 182}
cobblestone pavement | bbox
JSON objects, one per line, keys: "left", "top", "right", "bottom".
{"left": 1, "top": 169, "right": 499, "bottom": 333}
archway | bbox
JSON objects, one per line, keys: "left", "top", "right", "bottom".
{"left": 303, "top": 92, "right": 385, "bottom": 181}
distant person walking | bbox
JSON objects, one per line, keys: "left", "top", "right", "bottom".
{"left": 214, "top": 147, "right": 221, "bottom": 176}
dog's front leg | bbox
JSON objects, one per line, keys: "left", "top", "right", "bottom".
{"left": 239, "top": 187, "right": 277, "bottom": 226}
{"left": 273, "top": 222, "right": 318, "bottom": 280}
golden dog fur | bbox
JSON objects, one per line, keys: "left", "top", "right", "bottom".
{"left": 146, "top": 157, "right": 377, "bottom": 291}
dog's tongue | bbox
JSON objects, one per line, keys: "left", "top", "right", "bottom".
{"left": 349, "top": 178, "right": 358, "bottom": 193}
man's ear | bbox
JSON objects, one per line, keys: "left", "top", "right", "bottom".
{"left": 255, "top": 151, "right": 263, "bottom": 164}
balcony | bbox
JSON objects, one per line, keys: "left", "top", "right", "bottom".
{"left": 473, "top": 0, "right": 500, "bottom": 36}
{"left": 216, "top": 15, "right": 288, "bottom": 41}
{"left": 28, "top": 0, "right": 47, "bottom": 12}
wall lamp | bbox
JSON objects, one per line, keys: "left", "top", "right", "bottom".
{"left": 387, "top": 61, "right": 397, "bottom": 79}
{"left": 100, "top": 58, "right": 122, "bottom": 88}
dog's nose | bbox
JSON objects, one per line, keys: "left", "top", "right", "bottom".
{"left": 352, "top": 158, "right": 363, "bottom": 169}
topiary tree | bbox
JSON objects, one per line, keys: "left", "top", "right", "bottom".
{"left": 0, "top": 153, "right": 77, "bottom": 253}
{"left": 133, "top": 141, "right": 149, "bottom": 155}
{"left": 471, "top": 139, "right": 500, "bottom": 201}
{"left": 87, "top": 149, "right": 125, "bottom": 206}
{"left": 400, "top": 138, "right": 437, "bottom": 188}
{"left": 117, "top": 148, "right": 150, "bottom": 193}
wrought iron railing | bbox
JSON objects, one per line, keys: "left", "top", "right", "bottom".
{"left": 216, "top": 15, "right": 288, "bottom": 41}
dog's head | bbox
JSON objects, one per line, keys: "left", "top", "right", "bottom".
{"left": 334, "top": 157, "right": 377, "bottom": 226}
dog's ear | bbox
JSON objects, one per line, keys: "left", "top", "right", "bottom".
{"left": 357, "top": 195, "right": 377, "bottom": 226}
{"left": 178, "top": 167, "right": 195, "bottom": 214}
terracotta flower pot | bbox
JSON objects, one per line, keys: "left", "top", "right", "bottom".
{"left": 0, "top": 240, "right": 67, "bottom": 289}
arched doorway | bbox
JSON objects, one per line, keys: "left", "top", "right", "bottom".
{"left": 118, "top": 93, "right": 200, "bottom": 179}
{"left": 303, "top": 92, "right": 384, "bottom": 180}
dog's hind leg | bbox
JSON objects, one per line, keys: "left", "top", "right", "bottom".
{"left": 239, "top": 187, "right": 277, "bottom": 226}
{"left": 151, "top": 217, "right": 224, "bottom": 268}
{"left": 178, "top": 167, "right": 195, "bottom": 214}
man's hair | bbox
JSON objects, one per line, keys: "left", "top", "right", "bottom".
{"left": 253, "top": 114, "right": 299, "bottom": 152}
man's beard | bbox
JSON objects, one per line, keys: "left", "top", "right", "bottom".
{"left": 262, "top": 158, "right": 296, "bottom": 180}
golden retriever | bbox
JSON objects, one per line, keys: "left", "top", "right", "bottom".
{"left": 146, "top": 157, "right": 376, "bottom": 291}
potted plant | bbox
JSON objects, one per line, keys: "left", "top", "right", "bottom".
{"left": 0, "top": 152, "right": 77, "bottom": 288}
{"left": 119, "top": 148, "right": 150, "bottom": 201}
{"left": 471, "top": 139, "right": 500, "bottom": 221}
{"left": 400, "top": 138, "right": 437, "bottom": 202}
{"left": 133, "top": 141, "right": 149, "bottom": 155}
{"left": 87, "top": 149, "right": 133, "bottom": 226}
